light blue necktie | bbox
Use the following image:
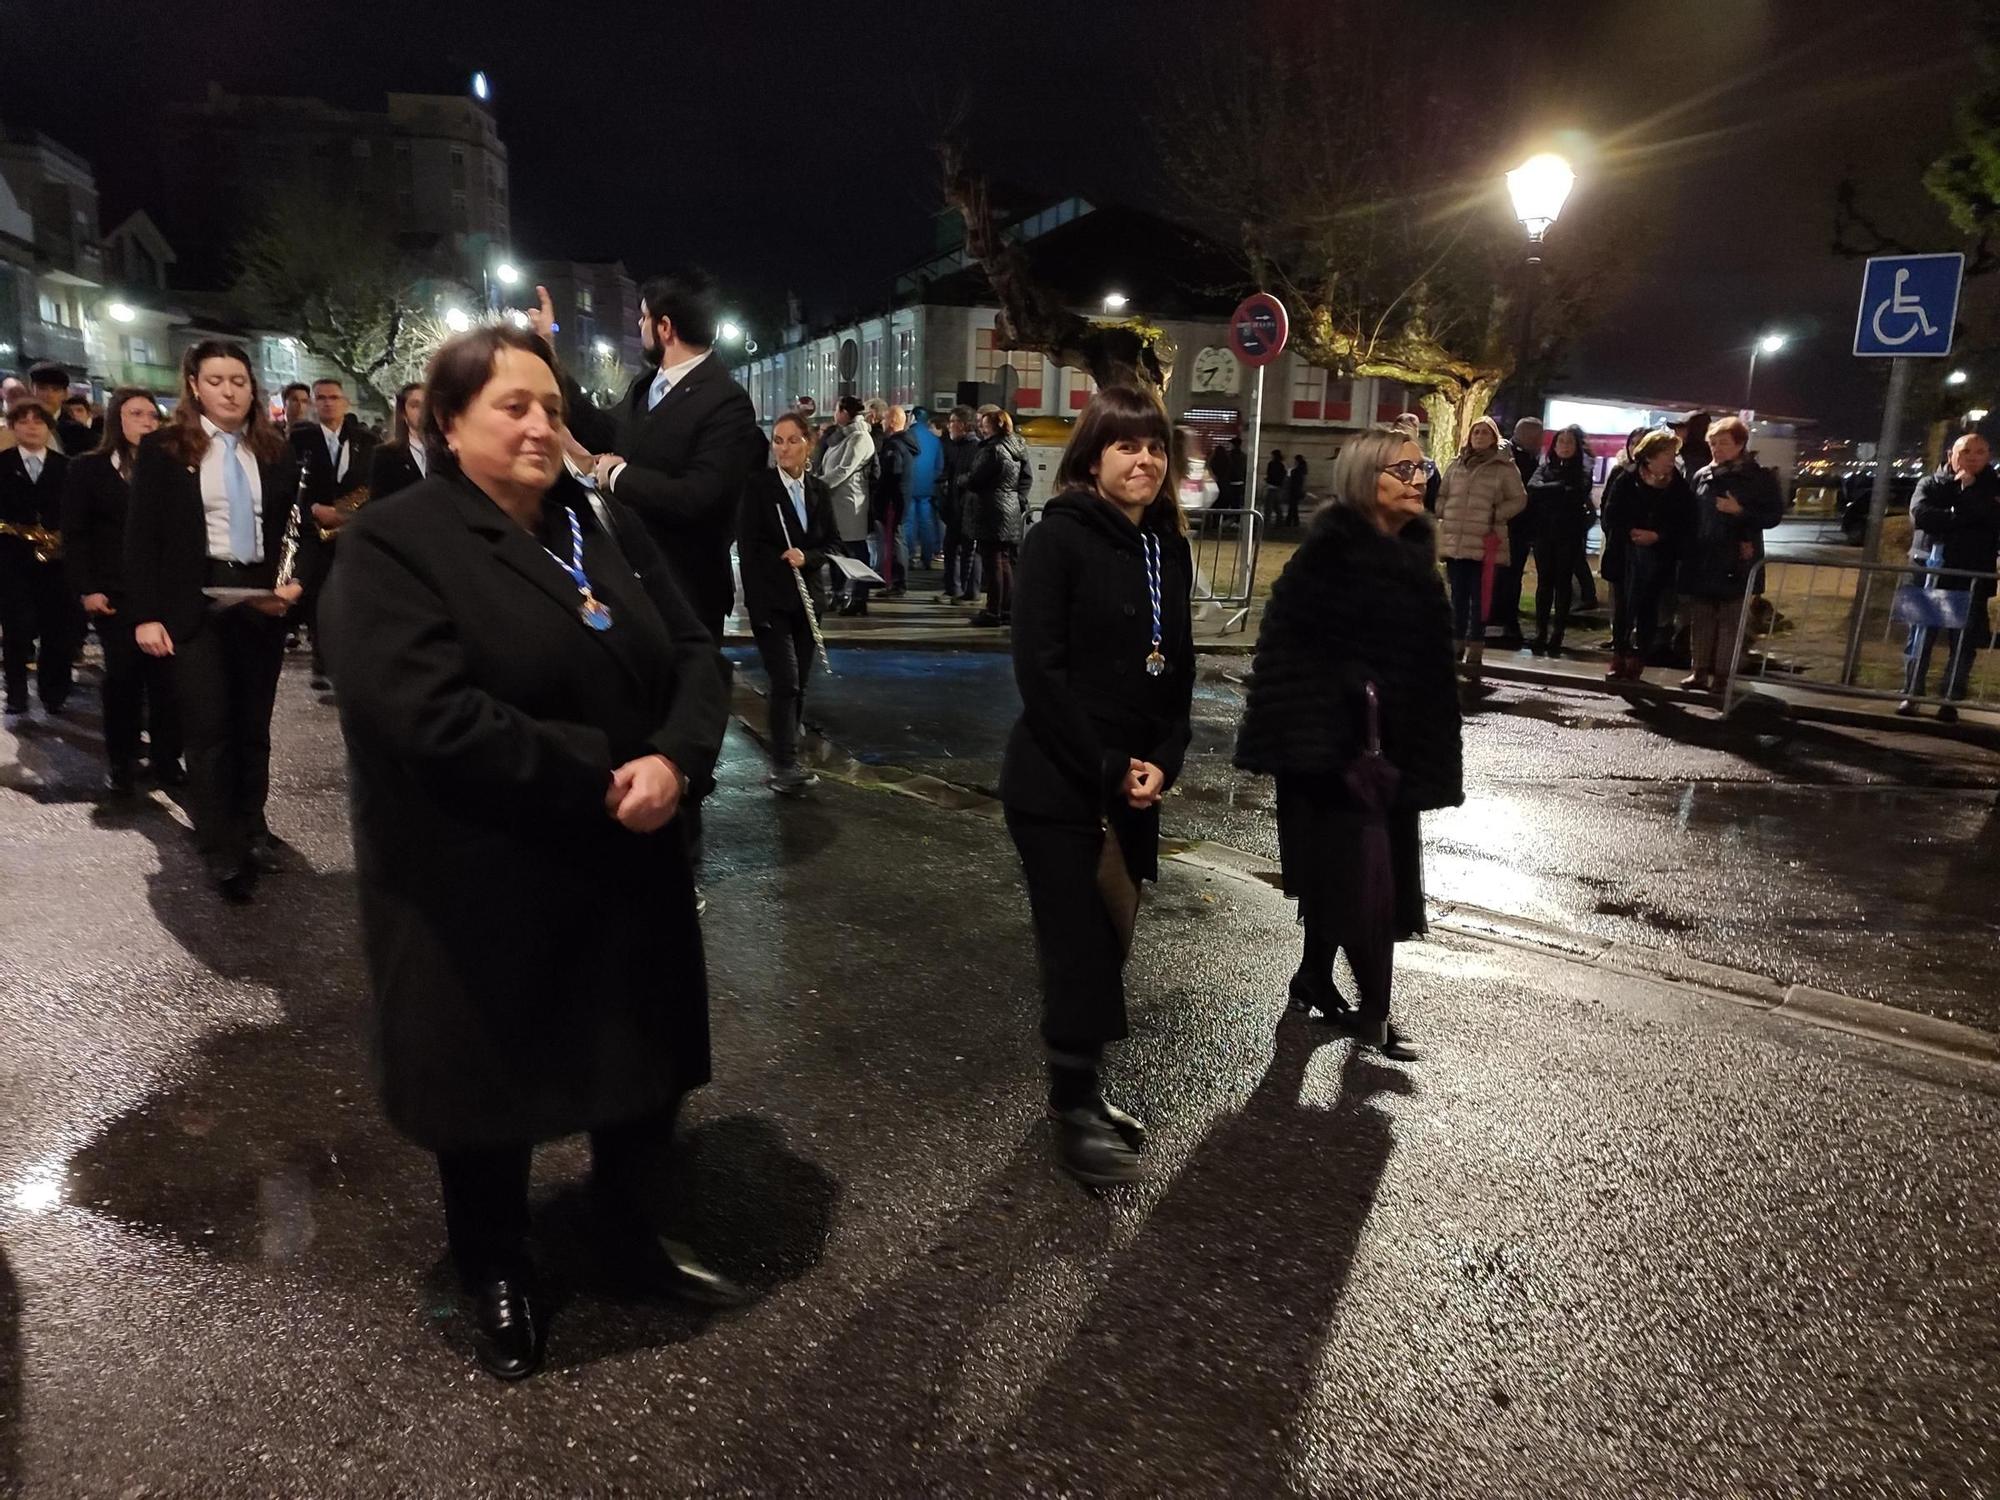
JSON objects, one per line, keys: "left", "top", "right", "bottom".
{"left": 784, "top": 473, "right": 807, "bottom": 531}
{"left": 647, "top": 368, "right": 670, "bottom": 411}
{"left": 220, "top": 432, "right": 259, "bottom": 562}
{"left": 23, "top": 453, "right": 41, "bottom": 483}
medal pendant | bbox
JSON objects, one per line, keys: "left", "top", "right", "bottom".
{"left": 1145, "top": 651, "right": 1167, "bottom": 677}
{"left": 580, "top": 592, "right": 614, "bottom": 631}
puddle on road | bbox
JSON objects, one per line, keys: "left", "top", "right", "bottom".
{"left": 1590, "top": 899, "right": 1696, "bottom": 935}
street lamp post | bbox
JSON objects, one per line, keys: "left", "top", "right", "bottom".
{"left": 1504, "top": 152, "right": 1575, "bottom": 427}
{"left": 1745, "top": 331, "right": 1786, "bottom": 411}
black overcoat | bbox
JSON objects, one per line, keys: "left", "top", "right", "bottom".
{"left": 1000, "top": 490, "right": 1195, "bottom": 881}
{"left": 60, "top": 452, "right": 128, "bottom": 599}
{"left": 1233, "top": 505, "right": 1464, "bottom": 813}
{"left": 366, "top": 440, "right": 427, "bottom": 501}
{"left": 319, "top": 471, "right": 728, "bottom": 1150}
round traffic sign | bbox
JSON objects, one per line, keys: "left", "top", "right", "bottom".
{"left": 1229, "top": 292, "right": 1289, "bottom": 366}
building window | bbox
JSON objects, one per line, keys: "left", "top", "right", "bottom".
{"left": 864, "top": 336, "right": 882, "bottom": 397}
{"left": 452, "top": 192, "right": 468, "bottom": 230}
{"left": 449, "top": 147, "right": 467, "bottom": 187}
{"left": 121, "top": 334, "right": 155, "bottom": 365}
{"left": 37, "top": 291, "right": 65, "bottom": 327}
{"left": 576, "top": 287, "right": 594, "bottom": 314}
{"left": 972, "top": 325, "right": 1041, "bottom": 399}
{"left": 895, "top": 329, "right": 915, "bottom": 404}
{"left": 1066, "top": 367, "right": 1098, "bottom": 412}
{"left": 1289, "top": 362, "right": 1327, "bottom": 423}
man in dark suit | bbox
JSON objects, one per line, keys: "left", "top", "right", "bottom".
{"left": 0, "top": 403, "right": 75, "bottom": 714}
{"left": 529, "top": 269, "right": 766, "bottom": 644}
{"left": 290, "top": 376, "right": 377, "bottom": 690}
{"left": 30, "top": 364, "right": 93, "bottom": 457}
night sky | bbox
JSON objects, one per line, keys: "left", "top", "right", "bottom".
{"left": 1, "top": 0, "right": 1981, "bottom": 433}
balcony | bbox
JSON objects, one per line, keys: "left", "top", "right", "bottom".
{"left": 112, "top": 360, "right": 180, "bottom": 393}
{"left": 21, "top": 316, "right": 88, "bottom": 368}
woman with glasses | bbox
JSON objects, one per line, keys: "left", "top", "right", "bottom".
{"left": 1235, "top": 426, "right": 1462, "bottom": 1060}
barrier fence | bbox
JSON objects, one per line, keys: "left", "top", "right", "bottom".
{"left": 1187, "top": 507, "right": 1262, "bottom": 634}
{"left": 1722, "top": 554, "right": 2000, "bottom": 716}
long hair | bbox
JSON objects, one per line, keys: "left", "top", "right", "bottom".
{"left": 161, "top": 340, "right": 285, "bottom": 466}
{"left": 1542, "top": 423, "right": 1590, "bottom": 478}
{"left": 389, "top": 381, "right": 424, "bottom": 447}
{"left": 1053, "top": 384, "right": 1188, "bottom": 537}
{"left": 93, "top": 386, "right": 162, "bottom": 470}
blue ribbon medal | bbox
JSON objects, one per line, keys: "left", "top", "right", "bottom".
{"left": 546, "top": 505, "right": 614, "bottom": 631}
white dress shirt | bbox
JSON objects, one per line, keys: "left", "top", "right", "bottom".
{"left": 409, "top": 440, "right": 428, "bottom": 478}
{"left": 200, "top": 415, "right": 265, "bottom": 563}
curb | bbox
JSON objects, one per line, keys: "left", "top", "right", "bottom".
{"left": 731, "top": 681, "right": 1998, "bottom": 1073}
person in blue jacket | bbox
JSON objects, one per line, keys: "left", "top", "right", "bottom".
{"left": 905, "top": 406, "right": 944, "bottom": 571}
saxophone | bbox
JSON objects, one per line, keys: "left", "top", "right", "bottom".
{"left": 0, "top": 520, "right": 61, "bottom": 564}
{"left": 316, "top": 484, "right": 372, "bottom": 542}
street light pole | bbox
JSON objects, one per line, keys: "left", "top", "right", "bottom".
{"left": 1504, "top": 152, "right": 1575, "bottom": 428}
{"left": 1745, "top": 332, "right": 1785, "bottom": 411}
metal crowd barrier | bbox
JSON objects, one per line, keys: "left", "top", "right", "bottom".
{"left": 1187, "top": 507, "right": 1263, "bottom": 634}
{"left": 1721, "top": 554, "right": 2000, "bottom": 716}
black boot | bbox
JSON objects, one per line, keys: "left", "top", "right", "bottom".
{"left": 468, "top": 1274, "right": 545, "bottom": 1381}
{"left": 1287, "top": 969, "right": 1354, "bottom": 1022}
{"left": 1053, "top": 1107, "right": 1144, "bottom": 1187}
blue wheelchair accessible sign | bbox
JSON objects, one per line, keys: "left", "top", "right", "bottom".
{"left": 1853, "top": 253, "right": 1963, "bottom": 357}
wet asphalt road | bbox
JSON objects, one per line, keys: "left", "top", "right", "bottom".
{"left": 2, "top": 664, "right": 1998, "bottom": 1497}
{"left": 779, "top": 648, "right": 2000, "bottom": 1033}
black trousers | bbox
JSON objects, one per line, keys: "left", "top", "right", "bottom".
{"left": 175, "top": 602, "right": 285, "bottom": 873}
{"left": 98, "top": 610, "right": 183, "bottom": 770}
{"left": 981, "top": 540, "right": 1017, "bottom": 619}
{"left": 1573, "top": 517, "right": 1599, "bottom": 605}
{"left": 1, "top": 554, "right": 81, "bottom": 709}
{"left": 1007, "top": 810, "right": 1132, "bottom": 1047}
{"left": 1531, "top": 531, "right": 1581, "bottom": 645}
{"left": 751, "top": 610, "right": 816, "bottom": 769}
{"left": 435, "top": 1100, "right": 681, "bottom": 1286}
{"left": 943, "top": 515, "right": 981, "bottom": 599}
{"left": 1612, "top": 548, "right": 1667, "bottom": 658}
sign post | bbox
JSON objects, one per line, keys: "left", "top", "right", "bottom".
{"left": 1227, "top": 293, "right": 1289, "bottom": 631}
{"left": 1841, "top": 252, "right": 1964, "bottom": 682}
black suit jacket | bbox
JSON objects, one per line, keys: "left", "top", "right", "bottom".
{"left": 125, "top": 429, "right": 299, "bottom": 640}
{"left": 737, "top": 467, "right": 838, "bottom": 626}
{"left": 563, "top": 356, "right": 767, "bottom": 630}
{"left": 56, "top": 417, "right": 96, "bottom": 459}
{"left": 293, "top": 415, "right": 379, "bottom": 565}
{"left": 368, "top": 441, "right": 427, "bottom": 501}
{"left": 0, "top": 448, "right": 69, "bottom": 581}
{"left": 61, "top": 451, "right": 130, "bottom": 598}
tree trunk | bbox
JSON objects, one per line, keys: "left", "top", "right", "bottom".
{"left": 1417, "top": 379, "right": 1498, "bottom": 466}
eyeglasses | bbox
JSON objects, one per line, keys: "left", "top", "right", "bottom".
{"left": 1379, "top": 460, "right": 1432, "bottom": 483}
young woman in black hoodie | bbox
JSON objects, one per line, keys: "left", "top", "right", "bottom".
{"left": 1002, "top": 385, "right": 1195, "bottom": 1188}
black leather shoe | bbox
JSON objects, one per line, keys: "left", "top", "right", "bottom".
{"left": 1054, "top": 1107, "right": 1144, "bottom": 1188}
{"left": 151, "top": 757, "right": 187, "bottom": 787}
{"left": 105, "top": 765, "right": 137, "bottom": 797}
{"left": 1894, "top": 699, "right": 1919, "bottom": 717}
{"left": 1937, "top": 704, "right": 1960, "bottom": 724}
{"left": 215, "top": 867, "right": 257, "bottom": 904}
{"left": 1350, "top": 1018, "right": 1420, "bottom": 1062}
{"left": 601, "top": 1223, "right": 754, "bottom": 1307}
{"left": 247, "top": 833, "right": 295, "bottom": 873}
{"left": 1287, "top": 972, "right": 1354, "bottom": 1022}
{"left": 470, "top": 1277, "right": 545, "bottom": 1381}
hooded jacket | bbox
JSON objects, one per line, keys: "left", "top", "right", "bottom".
{"left": 969, "top": 431, "right": 1029, "bottom": 545}
{"left": 1435, "top": 421, "right": 1529, "bottom": 564}
{"left": 1000, "top": 489, "right": 1195, "bottom": 862}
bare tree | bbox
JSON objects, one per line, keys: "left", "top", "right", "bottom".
{"left": 938, "top": 140, "right": 1177, "bottom": 393}
{"left": 1152, "top": 15, "right": 1616, "bottom": 459}
{"left": 233, "top": 183, "right": 467, "bottom": 405}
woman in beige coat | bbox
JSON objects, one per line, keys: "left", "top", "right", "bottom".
{"left": 1434, "top": 415, "right": 1527, "bottom": 673}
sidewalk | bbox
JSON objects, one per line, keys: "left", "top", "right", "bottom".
{"left": 729, "top": 566, "right": 2000, "bottom": 748}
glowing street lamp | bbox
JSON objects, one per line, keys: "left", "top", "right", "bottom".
{"left": 495, "top": 262, "right": 521, "bottom": 288}
{"left": 1946, "top": 369, "right": 1969, "bottom": 387}
{"left": 1970, "top": 408, "right": 1990, "bottom": 424}
{"left": 1103, "top": 291, "right": 1129, "bottom": 312}
{"left": 107, "top": 301, "right": 137, "bottom": 323}
{"left": 593, "top": 338, "right": 613, "bottom": 358}
{"left": 717, "top": 321, "right": 744, "bottom": 344}
{"left": 1746, "top": 331, "right": 1786, "bottom": 409}
{"left": 443, "top": 307, "right": 471, "bottom": 333}
{"left": 471, "top": 71, "right": 491, "bottom": 103}
{"left": 1505, "top": 152, "right": 1575, "bottom": 253}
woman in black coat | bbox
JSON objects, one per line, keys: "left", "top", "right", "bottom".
{"left": 1234, "top": 425, "right": 1463, "bottom": 1061}
{"left": 1677, "top": 415, "right": 1783, "bottom": 691}
{"left": 1002, "top": 385, "right": 1195, "bottom": 1188}
{"left": 968, "top": 405, "right": 1029, "bottom": 627}
{"left": 62, "top": 387, "right": 181, "bottom": 793}
{"left": 365, "top": 381, "right": 429, "bottom": 500}
{"left": 1598, "top": 427, "right": 1694, "bottom": 681}
{"left": 1524, "top": 423, "right": 1594, "bottom": 657}
{"left": 127, "top": 341, "right": 303, "bottom": 900}
{"left": 320, "top": 326, "right": 738, "bottom": 1383}
{"left": 738, "top": 409, "right": 838, "bottom": 794}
